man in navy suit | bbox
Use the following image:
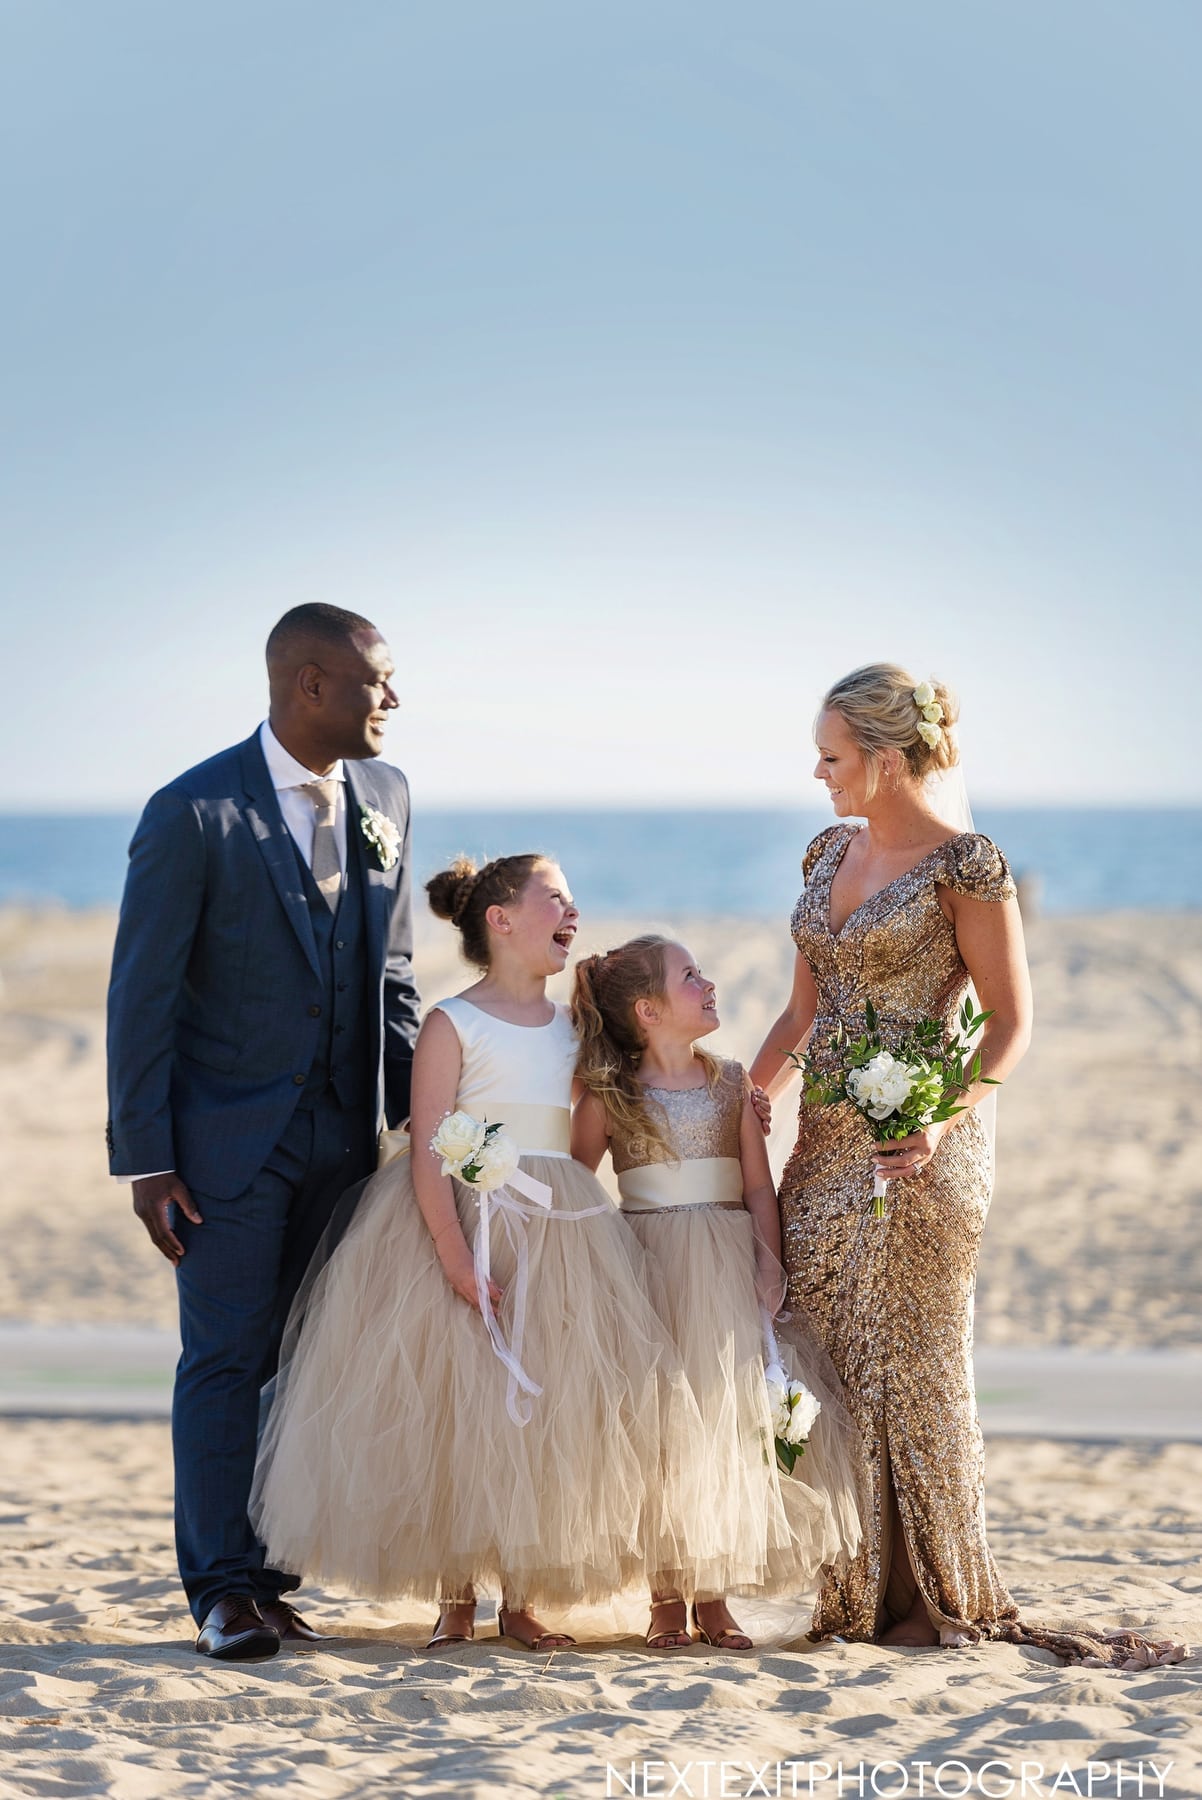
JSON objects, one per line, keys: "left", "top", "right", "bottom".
{"left": 107, "top": 603, "right": 420, "bottom": 1660}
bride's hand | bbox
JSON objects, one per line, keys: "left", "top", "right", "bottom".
{"left": 435, "top": 1227, "right": 503, "bottom": 1311}
{"left": 873, "top": 1119, "right": 953, "bottom": 1181}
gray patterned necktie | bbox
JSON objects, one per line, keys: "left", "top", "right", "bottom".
{"left": 299, "top": 779, "right": 342, "bottom": 912}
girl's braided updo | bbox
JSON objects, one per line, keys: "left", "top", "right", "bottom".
{"left": 426, "top": 853, "right": 548, "bottom": 969}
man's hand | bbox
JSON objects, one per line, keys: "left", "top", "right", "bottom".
{"left": 132, "top": 1173, "right": 203, "bottom": 1266}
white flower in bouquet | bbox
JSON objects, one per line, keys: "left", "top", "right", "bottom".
{"left": 430, "top": 1110, "right": 488, "bottom": 1176}
{"left": 765, "top": 1362, "right": 821, "bottom": 1472}
{"left": 847, "top": 1050, "right": 915, "bottom": 1120}
{"left": 470, "top": 1131, "right": 521, "bottom": 1193}
{"left": 781, "top": 1380, "right": 821, "bottom": 1446}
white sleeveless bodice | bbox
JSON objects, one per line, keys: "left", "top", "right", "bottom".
{"left": 433, "top": 996, "right": 577, "bottom": 1158}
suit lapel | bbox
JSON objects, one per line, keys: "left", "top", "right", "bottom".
{"left": 344, "top": 762, "right": 388, "bottom": 984}
{"left": 238, "top": 734, "right": 321, "bottom": 979}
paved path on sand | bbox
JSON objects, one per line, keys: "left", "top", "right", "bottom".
{"left": 0, "top": 1325, "right": 1198, "bottom": 1439}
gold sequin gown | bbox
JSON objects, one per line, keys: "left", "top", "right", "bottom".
{"left": 611, "top": 1059, "right": 866, "bottom": 1601}
{"left": 778, "top": 826, "right": 1182, "bottom": 1667}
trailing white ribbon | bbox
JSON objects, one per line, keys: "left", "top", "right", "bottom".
{"left": 761, "top": 1309, "right": 787, "bottom": 1389}
{"left": 473, "top": 1167, "right": 554, "bottom": 1427}
{"left": 472, "top": 1167, "right": 615, "bottom": 1427}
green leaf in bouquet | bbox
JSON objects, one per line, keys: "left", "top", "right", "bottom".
{"left": 775, "top": 1441, "right": 798, "bottom": 1476}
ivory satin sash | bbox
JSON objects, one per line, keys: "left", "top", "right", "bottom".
{"left": 481, "top": 1102, "right": 572, "bottom": 1158}
{"left": 617, "top": 1155, "right": 744, "bottom": 1213}
{"left": 377, "top": 1102, "right": 571, "bottom": 1171}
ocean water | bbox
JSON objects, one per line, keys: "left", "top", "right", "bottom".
{"left": 0, "top": 808, "right": 1198, "bottom": 917}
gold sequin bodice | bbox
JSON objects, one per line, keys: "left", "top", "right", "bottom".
{"left": 791, "top": 825, "right": 1016, "bottom": 1064}
{"left": 610, "top": 1058, "right": 744, "bottom": 1174}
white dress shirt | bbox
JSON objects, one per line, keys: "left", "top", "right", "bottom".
{"left": 122, "top": 724, "right": 350, "bottom": 1183}
{"left": 258, "top": 719, "right": 348, "bottom": 880}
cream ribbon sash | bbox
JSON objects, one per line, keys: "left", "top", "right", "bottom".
{"left": 617, "top": 1154, "right": 743, "bottom": 1213}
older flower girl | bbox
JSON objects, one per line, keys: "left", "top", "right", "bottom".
{"left": 252, "top": 856, "right": 695, "bottom": 1650}
{"left": 572, "top": 936, "right": 866, "bottom": 1650}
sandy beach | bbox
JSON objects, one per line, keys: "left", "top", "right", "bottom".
{"left": 1, "top": 905, "right": 1200, "bottom": 1797}
{"left": 1, "top": 1419, "right": 1198, "bottom": 1797}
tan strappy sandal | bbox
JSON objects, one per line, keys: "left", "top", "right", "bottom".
{"left": 691, "top": 1601, "right": 754, "bottom": 1651}
{"left": 646, "top": 1598, "right": 692, "bottom": 1650}
{"left": 497, "top": 1606, "right": 576, "bottom": 1651}
{"left": 424, "top": 1601, "right": 476, "bottom": 1650}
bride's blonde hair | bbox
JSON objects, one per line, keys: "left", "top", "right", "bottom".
{"left": 821, "top": 662, "right": 960, "bottom": 800}
{"left": 572, "top": 935, "right": 718, "bottom": 1162}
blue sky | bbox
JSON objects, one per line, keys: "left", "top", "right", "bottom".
{"left": 2, "top": 1, "right": 1199, "bottom": 807}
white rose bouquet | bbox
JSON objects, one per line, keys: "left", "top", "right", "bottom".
{"left": 430, "top": 1111, "right": 520, "bottom": 1192}
{"left": 790, "top": 997, "right": 998, "bottom": 1218}
{"left": 765, "top": 1363, "right": 822, "bottom": 1474}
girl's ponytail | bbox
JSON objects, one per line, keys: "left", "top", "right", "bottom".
{"left": 570, "top": 938, "right": 676, "bottom": 1161}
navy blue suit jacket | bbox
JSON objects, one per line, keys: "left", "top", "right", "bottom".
{"left": 106, "top": 731, "right": 420, "bottom": 1200}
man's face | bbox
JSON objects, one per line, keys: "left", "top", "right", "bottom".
{"left": 316, "top": 630, "right": 399, "bottom": 760}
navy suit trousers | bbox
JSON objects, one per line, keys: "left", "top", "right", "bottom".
{"left": 172, "top": 1090, "right": 375, "bottom": 1623}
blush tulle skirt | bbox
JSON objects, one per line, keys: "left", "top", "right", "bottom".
{"left": 624, "top": 1204, "right": 867, "bottom": 1603}
{"left": 250, "top": 1152, "right": 703, "bottom": 1610}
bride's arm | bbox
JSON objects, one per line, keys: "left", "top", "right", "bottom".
{"left": 409, "top": 1009, "right": 502, "bottom": 1310}
{"left": 748, "top": 950, "right": 819, "bottom": 1097}
{"left": 947, "top": 888, "right": 1034, "bottom": 1100}
{"left": 876, "top": 890, "right": 1033, "bottom": 1182}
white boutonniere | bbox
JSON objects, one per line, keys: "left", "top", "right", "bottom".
{"left": 359, "top": 803, "right": 402, "bottom": 871}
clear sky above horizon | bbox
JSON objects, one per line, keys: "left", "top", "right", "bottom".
{"left": 2, "top": 1, "right": 1199, "bottom": 810}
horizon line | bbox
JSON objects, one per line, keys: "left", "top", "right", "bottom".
{"left": 1, "top": 799, "right": 1201, "bottom": 818}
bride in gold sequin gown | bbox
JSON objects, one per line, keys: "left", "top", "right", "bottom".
{"left": 751, "top": 665, "right": 1185, "bottom": 1669}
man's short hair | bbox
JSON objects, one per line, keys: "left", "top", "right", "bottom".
{"left": 266, "top": 603, "right": 378, "bottom": 664}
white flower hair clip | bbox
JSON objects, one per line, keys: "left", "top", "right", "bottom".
{"left": 912, "top": 681, "right": 943, "bottom": 748}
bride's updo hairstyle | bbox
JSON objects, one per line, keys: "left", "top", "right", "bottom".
{"left": 572, "top": 935, "right": 717, "bottom": 1163}
{"left": 427, "top": 852, "right": 548, "bottom": 969}
{"left": 822, "top": 662, "right": 960, "bottom": 801}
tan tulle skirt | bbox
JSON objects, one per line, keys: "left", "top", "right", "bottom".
{"left": 624, "top": 1205, "right": 868, "bottom": 1603}
{"left": 250, "top": 1154, "right": 701, "bottom": 1610}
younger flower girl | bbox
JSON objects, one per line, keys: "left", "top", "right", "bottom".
{"left": 252, "top": 857, "right": 693, "bottom": 1650}
{"left": 572, "top": 936, "right": 866, "bottom": 1650}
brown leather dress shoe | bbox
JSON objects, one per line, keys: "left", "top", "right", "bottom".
{"left": 257, "top": 1600, "right": 333, "bottom": 1645}
{"left": 196, "top": 1595, "right": 281, "bottom": 1661}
